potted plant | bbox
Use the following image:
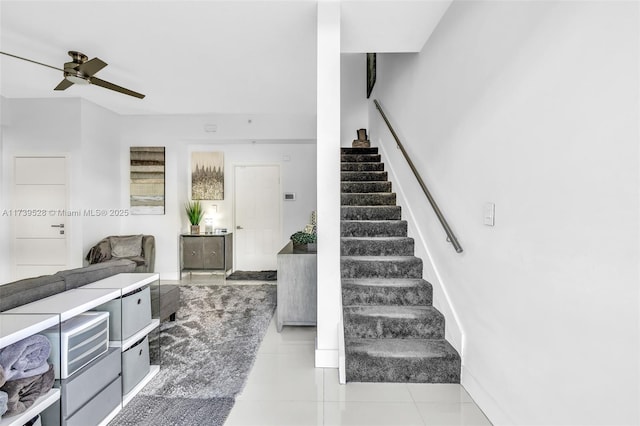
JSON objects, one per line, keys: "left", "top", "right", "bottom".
{"left": 290, "top": 231, "right": 317, "bottom": 251}
{"left": 185, "top": 200, "right": 205, "bottom": 234}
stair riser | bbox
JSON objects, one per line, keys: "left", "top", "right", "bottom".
{"left": 345, "top": 355, "right": 461, "bottom": 383}
{"left": 341, "top": 193, "right": 396, "bottom": 206}
{"left": 341, "top": 221, "right": 407, "bottom": 237}
{"left": 341, "top": 172, "right": 388, "bottom": 182}
{"left": 341, "top": 163, "right": 384, "bottom": 172}
{"left": 341, "top": 207, "right": 402, "bottom": 221}
{"left": 341, "top": 239, "right": 414, "bottom": 256}
{"left": 342, "top": 283, "right": 432, "bottom": 306}
{"left": 341, "top": 154, "right": 381, "bottom": 163}
{"left": 341, "top": 259, "right": 423, "bottom": 279}
{"left": 341, "top": 182, "right": 392, "bottom": 193}
{"left": 343, "top": 312, "right": 444, "bottom": 339}
{"left": 341, "top": 147, "right": 378, "bottom": 155}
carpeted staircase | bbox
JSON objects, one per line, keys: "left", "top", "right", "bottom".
{"left": 340, "top": 147, "right": 461, "bottom": 383}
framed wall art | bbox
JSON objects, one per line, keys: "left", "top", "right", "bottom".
{"left": 191, "top": 151, "right": 224, "bottom": 200}
{"left": 366, "top": 52, "right": 376, "bottom": 99}
{"left": 130, "top": 146, "right": 165, "bottom": 215}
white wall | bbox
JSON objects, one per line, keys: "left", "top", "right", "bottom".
{"left": 0, "top": 98, "right": 85, "bottom": 278}
{"left": 316, "top": 0, "right": 342, "bottom": 368}
{"left": 341, "top": 53, "right": 368, "bottom": 146}
{"left": 80, "top": 100, "right": 122, "bottom": 256}
{"left": 0, "top": 97, "right": 8, "bottom": 283}
{"left": 372, "top": 1, "right": 639, "bottom": 425}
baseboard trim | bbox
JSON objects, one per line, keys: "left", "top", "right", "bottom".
{"left": 315, "top": 345, "right": 339, "bottom": 368}
{"left": 462, "top": 366, "right": 513, "bottom": 425}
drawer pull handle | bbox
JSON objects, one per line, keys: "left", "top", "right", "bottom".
{"left": 211, "top": 252, "right": 216, "bottom": 255}
{"left": 137, "top": 298, "right": 141, "bottom": 305}
{"left": 139, "top": 349, "right": 143, "bottom": 356}
{"left": 192, "top": 251, "right": 197, "bottom": 255}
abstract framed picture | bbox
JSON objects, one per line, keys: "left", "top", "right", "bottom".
{"left": 191, "top": 151, "right": 224, "bottom": 200}
{"left": 130, "top": 146, "right": 165, "bottom": 215}
{"left": 366, "top": 52, "right": 376, "bottom": 99}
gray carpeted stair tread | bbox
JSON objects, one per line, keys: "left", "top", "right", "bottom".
{"left": 341, "top": 162, "right": 385, "bottom": 172}
{"left": 341, "top": 206, "right": 402, "bottom": 220}
{"left": 341, "top": 193, "right": 396, "bottom": 206}
{"left": 341, "top": 147, "right": 378, "bottom": 154}
{"left": 341, "top": 237, "right": 414, "bottom": 256}
{"left": 341, "top": 256, "right": 423, "bottom": 279}
{"left": 342, "top": 278, "right": 432, "bottom": 306}
{"left": 341, "top": 171, "right": 388, "bottom": 182}
{"left": 341, "top": 181, "right": 392, "bottom": 193}
{"left": 341, "top": 220, "right": 407, "bottom": 237}
{"left": 344, "top": 338, "right": 461, "bottom": 383}
{"left": 343, "top": 305, "right": 444, "bottom": 339}
{"left": 341, "top": 154, "right": 381, "bottom": 163}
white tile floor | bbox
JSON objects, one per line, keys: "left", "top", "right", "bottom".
{"left": 225, "top": 318, "right": 492, "bottom": 426}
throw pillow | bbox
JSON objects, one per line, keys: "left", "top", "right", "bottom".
{"left": 110, "top": 235, "right": 143, "bottom": 258}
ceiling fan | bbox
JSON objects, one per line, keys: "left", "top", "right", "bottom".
{"left": 0, "top": 50, "right": 145, "bottom": 99}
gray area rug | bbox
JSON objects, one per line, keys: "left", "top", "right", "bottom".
{"left": 110, "top": 284, "right": 276, "bottom": 426}
{"left": 226, "top": 270, "right": 277, "bottom": 281}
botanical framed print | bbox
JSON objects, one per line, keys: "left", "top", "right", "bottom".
{"left": 191, "top": 151, "right": 224, "bottom": 200}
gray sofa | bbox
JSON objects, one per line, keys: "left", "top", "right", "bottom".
{"left": 85, "top": 235, "right": 155, "bottom": 273}
{"left": 0, "top": 259, "right": 137, "bottom": 312}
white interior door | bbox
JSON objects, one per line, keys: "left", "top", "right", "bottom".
{"left": 12, "top": 156, "right": 69, "bottom": 280}
{"left": 234, "top": 165, "right": 281, "bottom": 271}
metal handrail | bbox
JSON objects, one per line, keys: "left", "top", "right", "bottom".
{"left": 374, "top": 99, "right": 463, "bottom": 253}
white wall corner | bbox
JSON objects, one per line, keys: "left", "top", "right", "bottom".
{"left": 315, "top": 0, "right": 342, "bottom": 367}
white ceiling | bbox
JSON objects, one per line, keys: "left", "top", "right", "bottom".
{"left": 0, "top": 0, "right": 451, "bottom": 116}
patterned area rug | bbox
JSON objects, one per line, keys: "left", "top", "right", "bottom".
{"left": 226, "top": 270, "right": 277, "bottom": 281}
{"left": 110, "top": 284, "right": 276, "bottom": 426}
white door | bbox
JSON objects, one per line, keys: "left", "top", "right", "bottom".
{"left": 12, "top": 156, "right": 69, "bottom": 280}
{"left": 234, "top": 165, "right": 281, "bottom": 271}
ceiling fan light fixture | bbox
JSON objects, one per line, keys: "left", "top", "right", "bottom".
{"left": 65, "top": 73, "right": 90, "bottom": 85}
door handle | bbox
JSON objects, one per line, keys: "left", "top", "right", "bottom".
{"left": 236, "top": 226, "right": 243, "bottom": 229}
{"left": 51, "top": 224, "right": 64, "bottom": 228}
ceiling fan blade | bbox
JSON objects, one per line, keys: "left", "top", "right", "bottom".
{"left": 91, "top": 77, "right": 145, "bottom": 99}
{"left": 0, "top": 51, "right": 64, "bottom": 72}
{"left": 54, "top": 79, "right": 74, "bottom": 91}
{"left": 78, "top": 57, "right": 107, "bottom": 76}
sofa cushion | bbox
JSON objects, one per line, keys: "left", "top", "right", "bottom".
{"left": 56, "top": 259, "right": 136, "bottom": 290}
{"left": 0, "top": 275, "right": 66, "bottom": 312}
{"left": 110, "top": 235, "right": 142, "bottom": 258}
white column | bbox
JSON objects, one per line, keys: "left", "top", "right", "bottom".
{"left": 315, "top": 0, "right": 341, "bottom": 368}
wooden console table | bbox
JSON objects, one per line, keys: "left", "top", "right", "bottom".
{"left": 276, "top": 241, "right": 317, "bottom": 332}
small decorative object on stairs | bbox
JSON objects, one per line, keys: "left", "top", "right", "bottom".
{"left": 185, "top": 200, "right": 204, "bottom": 234}
{"left": 352, "top": 128, "right": 370, "bottom": 148}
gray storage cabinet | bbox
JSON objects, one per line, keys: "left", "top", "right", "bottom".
{"left": 276, "top": 241, "right": 317, "bottom": 332}
{"left": 180, "top": 233, "right": 233, "bottom": 273}
{"left": 41, "top": 347, "right": 121, "bottom": 426}
{"left": 94, "top": 286, "right": 152, "bottom": 340}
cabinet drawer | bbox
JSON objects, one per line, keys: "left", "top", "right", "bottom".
{"left": 122, "top": 336, "right": 150, "bottom": 395}
{"left": 60, "top": 347, "right": 121, "bottom": 418}
{"left": 65, "top": 376, "right": 121, "bottom": 426}
{"left": 95, "top": 286, "right": 151, "bottom": 340}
